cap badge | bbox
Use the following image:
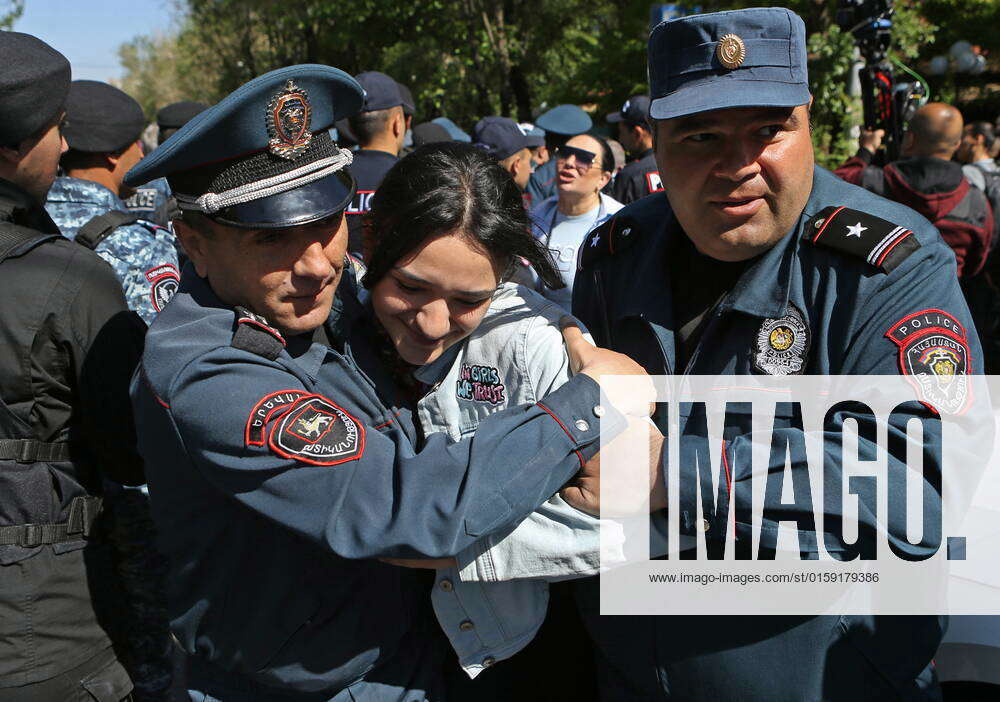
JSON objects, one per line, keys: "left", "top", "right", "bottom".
{"left": 267, "top": 80, "right": 312, "bottom": 160}
{"left": 716, "top": 34, "right": 747, "bottom": 70}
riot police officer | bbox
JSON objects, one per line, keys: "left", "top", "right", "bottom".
{"left": 572, "top": 8, "right": 975, "bottom": 700}
{"left": 46, "top": 80, "right": 179, "bottom": 324}
{"left": 0, "top": 32, "right": 145, "bottom": 701}
{"left": 125, "top": 64, "right": 643, "bottom": 700}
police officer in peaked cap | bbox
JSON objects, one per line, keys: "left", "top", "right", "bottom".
{"left": 571, "top": 7, "right": 977, "bottom": 700}
{"left": 527, "top": 104, "right": 592, "bottom": 204}
{"left": 0, "top": 32, "right": 146, "bottom": 702}
{"left": 606, "top": 95, "right": 663, "bottom": 205}
{"left": 126, "top": 63, "right": 644, "bottom": 700}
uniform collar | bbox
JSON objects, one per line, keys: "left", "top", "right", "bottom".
{"left": 0, "top": 177, "right": 60, "bottom": 233}
{"left": 47, "top": 176, "right": 128, "bottom": 212}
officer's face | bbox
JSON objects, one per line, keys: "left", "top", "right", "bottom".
{"left": 655, "top": 104, "right": 814, "bottom": 262}
{"left": 179, "top": 211, "right": 347, "bottom": 337}
{"left": 370, "top": 231, "right": 501, "bottom": 366}
{"left": 2, "top": 111, "right": 68, "bottom": 204}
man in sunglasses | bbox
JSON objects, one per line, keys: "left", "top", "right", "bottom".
{"left": 530, "top": 134, "right": 623, "bottom": 312}
{"left": 571, "top": 7, "right": 976, "bottom": 700}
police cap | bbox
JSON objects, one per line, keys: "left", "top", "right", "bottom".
{"left": 534, "top": 105, "right": 592, "bottom": 136}
{"left": 431, "top": 117, "right": 471, "bottom": 142}
{"left": 0, "top": 32, "right": 71, "bottom": 146}
{"left": 518, "top": 123, "right": 545, "bottom": 149}
{"left": 63, "top": 80, "right": 145, "bottom": 153}
{"left": 125, "top": 64, "right": 363, "bottom": 230}
{"left": 473, "top": 116, "right": 528, "bottom": 161}
{"left": 397, "top": 82, "right": 415, "bottom": 117}
{"left": 648, "top": 7, "right": 810, "bottom": 121}
{"left": 157, "top": 101, "right": 209, "bottom": 130}
{"left": 355, "top": 71, "right": 403, "bottom": 113}
{"left": 412, "top": 122, "right": 452, "bottom": 147}
{"left": 606, "top": 95, "right": 650, "bottom": 127}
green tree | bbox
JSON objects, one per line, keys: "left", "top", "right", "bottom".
{"left": 0, "top": 0, "right": 23, "bottom": 30}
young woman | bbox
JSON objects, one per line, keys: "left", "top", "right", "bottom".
{"left": 361, "top": 142, "right": 620, "bottom": 697}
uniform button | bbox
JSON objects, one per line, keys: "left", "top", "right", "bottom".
{"left": 621, "top": 227, "right": 632, "bottom": 237}
{"left": 482, "top": 656, "right": 495, "bottom": 667}
{"left": 593, "top": 405, "right": 606, "bottom": 418}
{"left": 459, "top": 620, "right": 475, "bottom": 631}
{"left": 575, "top": 419, "right": 590, "bottom": 432}
{"left": 439, "top": 579, "right": 453, "bottom": 592}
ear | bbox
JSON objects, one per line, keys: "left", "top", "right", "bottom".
{"left": 0, "top": 144, "right": 21, "bottom": 167}
{"left": 598, "top": 170, "right": 612, "bottom": 190}
{"left": 173, "top": 218, "right": 212, "bottom": 278}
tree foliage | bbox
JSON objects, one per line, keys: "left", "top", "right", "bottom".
{"left": 0, "top": 0, "right": 23, "bottom": 30}
{"left": 117, "top": 0, "right": 993, "bottom": 164}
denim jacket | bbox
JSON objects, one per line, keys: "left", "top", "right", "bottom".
{"left": 412, "top": 282, "right": 625, "bottom": 677}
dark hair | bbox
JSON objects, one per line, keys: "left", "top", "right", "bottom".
{"left": 969, "top": 121, "right": 995, "bottom": 150}
{"left": 348, "top": 107, "right": 396, "bottom": 146}
{"left": 60, "top": 144, "right": 129, "bottom": 171}
{"left": 590, "top": 134, "right": 615, "bottom": 175}
{"left": 363, "top": 141, "right": 564, "bottom": 290}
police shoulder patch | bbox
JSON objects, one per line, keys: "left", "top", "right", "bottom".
{"left": 267, "top": 393, "right": 365, "bottom": 466}
{"left": 145, "top": 263, "right": 179, "bottom": 312}
{"left": 578, "top": 215, "right": 642, "bottom": 271}
{"left": 885, "top": 309, "right": 971, "bottom": 414}
{"left": 232, "top": 306, "right": 286, "bottom": 360}
{"left": 806, "top": 205, "right": 921, "bottom": 273}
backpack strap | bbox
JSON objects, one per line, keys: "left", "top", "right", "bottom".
{"left": 0, "top": 223, "right": 58, "bottom": 262}
{"left": 75, "top": 210, "right": 140, "bottom": 250}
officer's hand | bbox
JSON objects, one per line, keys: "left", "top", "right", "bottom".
{"left": 860, "top": 128, "right": 885, "bottom": 154}
{"left": 561, "top": 418, "right": 666, "bottom": 516}
{"left": 380, "top": 557, "right": 457, "bottom": 569}
{"left": 561, "top": 317, "right": 655, "bottom": 417}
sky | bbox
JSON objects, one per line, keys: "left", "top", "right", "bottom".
{"left": 12, "top": 0, "right": 176, "bottom": 83}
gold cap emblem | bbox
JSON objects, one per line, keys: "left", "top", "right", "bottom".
{"left": 716, "top": 34, "right": 747, "bottom": 70}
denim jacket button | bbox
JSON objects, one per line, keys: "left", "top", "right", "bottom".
{"left": 459, "top": 620, "right": 475, "bottom": 631}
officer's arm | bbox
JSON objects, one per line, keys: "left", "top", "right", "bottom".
{"left": 71, "top": 251, "right": 147, "bottom": 486}
{"left": 166, "top": 346, "right": 625, "bottom": 560}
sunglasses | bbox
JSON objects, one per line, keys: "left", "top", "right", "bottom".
{"left": 555, "top": 145, "right": 598, "bottom": 174}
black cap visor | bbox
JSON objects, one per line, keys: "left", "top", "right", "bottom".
{"left": 212, "top": 168, "right": 356, "bottom": 230}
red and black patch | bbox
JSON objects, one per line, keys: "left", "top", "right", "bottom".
{"left": 807, "top": 206, "right": 920, "bottom": 273}
{"left": 145, "top": 263, "right": 180, "bottom": 312}
{"left": 885, "top": 309, "right": 971, "bottom": 414}
{"left": 268, "top": 394, "right": 365, "bottom": 466}
{"left": 245, "top": 389, "right": 309, "bottom": 446}
{"left": 645, "top": 171, "right": 663, "bottom": 194}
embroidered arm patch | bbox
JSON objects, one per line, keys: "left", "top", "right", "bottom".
{"left": 885, "top": 309, "right": 971, "bottom": 414}
{"left": 807, "top": 206, "right": 920, "bottom": 273}
{"left": 246, "top": 392, "right": 365, "bottom": 466}
{"left": 145, "top": 263, "right": 180, "bottom": 312}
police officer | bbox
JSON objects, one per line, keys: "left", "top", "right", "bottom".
{"left": 473, "top": 116, "right": 533, "bottom": 191}
{"left": 0, "top": 32, "right": 145, "bottom": 701}
{"left": 125, "top": 64, "right": 643, "bottom": 700}
{"left": 571, "top": 8, "right": 975, "bottom": 699}
{"left": 46, "top": 80, "right": 179, "bottom": 325}
{"left": 606, "top": 95, "right": 662, "bottom": 204}
{"left": 344, "top": 70, "right": 407, "bottom": 256}
{"left": 124, "top": 100, "right": 208, "bottom": 228}
{"left": 526, "top": 104, "right": 592, "bottom": 205}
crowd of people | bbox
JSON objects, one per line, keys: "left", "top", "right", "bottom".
{"left": 0, "top": 5, "right": 997, "bottom": 702}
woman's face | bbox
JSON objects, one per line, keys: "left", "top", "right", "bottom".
{"left": 556, "top": 134, "right": 609, "bottom": 199}
{"left": 371, "top": 231, "right": 502, "bottom": 366}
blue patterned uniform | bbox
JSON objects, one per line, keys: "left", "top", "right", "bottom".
{"left": 123, "top": 176, "right": 173, "bottom": 229}
{"left": 46, "top": 176, "right": 180, "bottom": 325}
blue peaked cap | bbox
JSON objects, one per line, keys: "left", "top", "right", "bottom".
{"left": 648, "top": 7, "right": 810, "bottom": 121}
{"left": 534, "top": 104, "right": 591, "bottom": 136}
{"left": 125, "top": 64, "right": 365, "bottom": 229}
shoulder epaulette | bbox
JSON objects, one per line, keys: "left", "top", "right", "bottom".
{"left": 232, "top": 306, "right": 285, "bottom": 360}
{"left": 578, "top": 214, "right": 643, "bottom": 271}
{"left": 806, "top": 205, "right": 920, "bottom": 273}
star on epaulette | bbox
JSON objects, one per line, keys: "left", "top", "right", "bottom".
{"left": 578, "top": 215, "right": 643, "bottom": 271}
{"left": 806, "top": 206, "right": 921, "bottom": 273}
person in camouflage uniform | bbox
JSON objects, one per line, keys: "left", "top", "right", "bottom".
{"left": 44, "top": 80, "right": 176, "bottom": 702}
{"left": 45, "top": 81, "right": 179, "bottom": 326}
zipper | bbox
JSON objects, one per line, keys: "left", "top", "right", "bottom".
{"left": 594, "top": 270, "right": 615, "bottom": 348}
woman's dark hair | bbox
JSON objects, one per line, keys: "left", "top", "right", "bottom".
{"left": 591, "top": 134, "right": 615, "bottom": 175}
{"left": 362, "top": 141, "right": 564, "bottom": 290}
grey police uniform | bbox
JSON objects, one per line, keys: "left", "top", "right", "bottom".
{"left": 125, "top": 64, "right": 623, "bottom": 700}
{"left": 124, "top": 175, "right": 173, "bottom": 228}
{"left": 46, "top": 176, "right": 179, "bottom": 325}
{"left": 569, "top": 8, "right": 977, "bottom": 700}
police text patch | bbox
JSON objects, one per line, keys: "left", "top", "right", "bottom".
{"left": 268, "top": 394, "right": 365, "bottom": 466}
{"left": 245, "top": 389, "right": 308, "bottom": 446}
{"left": 145, "top": 263, "right": 180, "bottom": 312}
{"left": 807, "top": 206, "right": 920, "bottom": 273}
{"left": 886, "top": 309, "right": 971, "bottom": 414}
